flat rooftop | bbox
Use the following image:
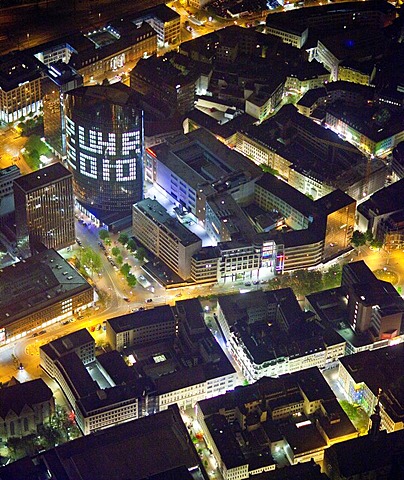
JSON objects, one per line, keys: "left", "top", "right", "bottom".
{"left": 135, "top": 198, "right": 202, "bottom": 247}
{"left": 13, "top": 162, "right": 71, "bottom": 194}
{"left": 40, "top": 328, "right": 93, "bottom": 361}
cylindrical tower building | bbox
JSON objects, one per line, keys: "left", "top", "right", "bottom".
{"left": 65, "top": 84, "right": 144, "bottom": 217}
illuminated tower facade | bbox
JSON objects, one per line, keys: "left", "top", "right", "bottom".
{"left": 65, "top": 84, "right": 144, "bottom": 218}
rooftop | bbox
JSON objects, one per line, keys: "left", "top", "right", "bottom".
{"left": 108, "top": 304, "right": 175, "bottom": 334}
{"left": 133, "top": 3, "right": 180, "bottom": 23}
{"left": 358, "top": 178, "right": 404, "bottom": 218}
{"left": 327, "top": 103, "right": 404, "bottom": 143}
{"left": 0, "top": 405, "right": 203, "bottom": 480}
{"left": 326, "top": 429, "right": 404, "bottom": 478}
{"left": 13, "top": 162, "right": 71, "bottom": 194}
{"left": 218, "top": 289, "right": 343, "bottom": 365}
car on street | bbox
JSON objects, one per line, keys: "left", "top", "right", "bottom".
{"left": 145, "top": 298, "right": 153, "bottom": 303}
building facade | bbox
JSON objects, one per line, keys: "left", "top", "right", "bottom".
{"left": 0, "top": 51, "right": 43, "bottom": 124}
{"left": 14, "top": 162, "right": 75, "bottom": 256}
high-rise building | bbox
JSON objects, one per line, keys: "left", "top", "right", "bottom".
{"left": 65, "top": 84, "right": 144, "bottom": 228}
{"left": 13, "top": 162, "right": 75, "bottom": 256}
{"left": 42, "top": 61, "right": 83, "bottom": 158}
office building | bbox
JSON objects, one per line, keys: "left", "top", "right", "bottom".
{"left": 235, "top": 104, "right": 387, "bottom": 202}
{"left": 34, "top": 20, "right": 157, "bottom": 85}
{"left": 130, "top": 51, "right": 211, "bottom": 115}
{"left": 357, "top": 179, "right": 404, "bottom": 250}
{"left": 307, "top": 261, "right": 404, "bottom": 355}
{"left": 0, "top": 248, "right": 93, "bottom": 344}
{"left": 132, "top": 198, "right": 202, "bottom": 280}
{"left": 40, "top": 328, "right": 95, "bottom": 378}
{"left": 146, "top": 129, "right": 261, "bottom": 226}
{"left": 325, "top": 103, "right": 404, "bottom": 158}
{"left": 0, "top": 165, "right": 21, "bottom": 225}
{"left": 324, "top": 429, "right": 404, "bottom": 480}
{"left": 41, "top": 300, "right": 237, "bottom": 435}
{"left": 0, "top": 405, "right": 208, "bottom": 480}
{"left": 14, "top": 162, "right": 75, "bottom": 256}
{"left": 254, "top": 174, "right": 356, "bottom": 270}
{"left": 42, "top": 61, "right": 83, "bottom": 157}
{"left": 0, "top": 165, "right": 21, "bottom": 200}
{"left": 0, "top": 51, "right": 43, "bottom": 124}
{"left": 65, "top": 84, "right": 144, "bottom": 228}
